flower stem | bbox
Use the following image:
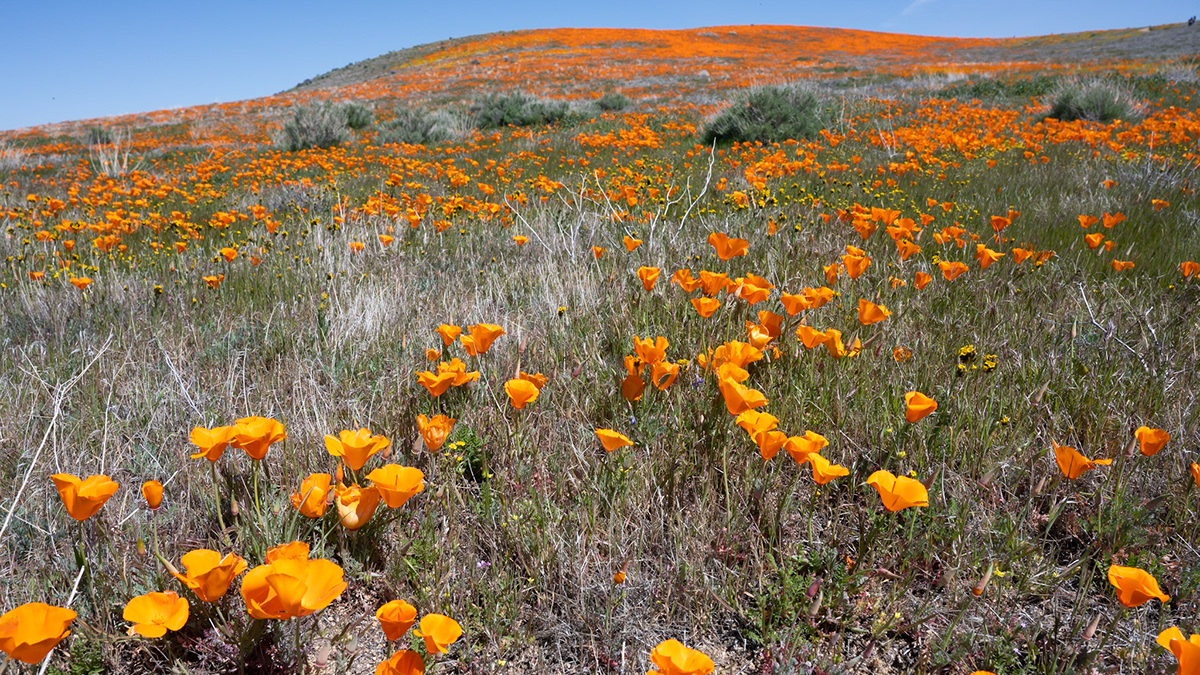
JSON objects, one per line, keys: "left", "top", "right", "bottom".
{"left": 210, "top": 462, "right": 231, "bottom": 547}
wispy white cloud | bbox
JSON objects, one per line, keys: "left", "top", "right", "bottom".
{"left": 901, "top": 0, "right": 935, "bottom": 15}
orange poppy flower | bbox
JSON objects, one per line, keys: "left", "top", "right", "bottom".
{"left": 1192, "top": 462, "right": 1200, "bottom": 489}
{"left": 1181, "top": 261, "right": 1199, "bottom": 279}
{"left": 823, "top": 262, "right": 841, "bottom": 284}
{"left": 51, "top": 473, "right": 118, "bottom": 521}
{"left": 504, "top": 378, "right": 539, "bottom": 409}
{"left": 349, "top": 241, "right": 365, "bottom": 254}
{"left": 784, "top": 430, "right": 828, "bottom": 466}
{"left": 171, "top": 549, "right": 248, "bottom": 602}
{"left": 904, "top": 391, "right": 937, "bottom": 423}
{"left": 1110, "top": 260, "right": 1135, "bottom": 272}
{"left": 230, "top": 416, "right": 286, "bottom": 460}
{"left": 425, "top": 348, "right": 440, "bottom": 361}
{"left": 623, "top": 235, "right": 643, "bottom": 251}
{"left": 1155, "top": 627, "right": 1200, "bottom": 675}
{"left": 671, "top": 269, "right": 701, "bottom": 291}
{"left": 1101, "top": 212, "right": 1125, "bottom": 228}
{"left": 753, "top": 429, "right": 788, "bottom": 461}
{"left": 648, "top": 639, "right": 715, "bottom": 675}
{"left": 1134, "top": 426, "right": 1170, "bottom": 456}
{"left": 823, "top": 329, "right": 860, "bottom": 358}
{"left": 717, "top": 377, "right": 768, "bottom": 415}
{"left": 1052, "top": 441, "right": 1112, "bottom": 479}
{"left": 974, "top": 244, "right": 1003, "bottom": 269}
{"left": 637, "top": 266, "right": 661, "bottom": 291}
{"left": 736, "top": 410, "right": 778, "bottom": 437}
{"left": 595, "top": 429, "right": 633, "bottom": 452}
{"left": 413, "top": 614, "right": 462, "bottom": 654}
{"left": 857, "top": 299, "right": 891, "bottom": 325}
{"left": 896, "top": 239, "right": 921, "bottom": 261}
{"left": 376, "top": 649, "right": 426, "bottom": 675}
{"left": 335, "top": 483, "right": 382, "bottom": 529}
{"left": 803, "top": 286, "right": 835, "bottom": 308}
{"left": 650, "top": 361, "right": 680, "bottom": 390}
{"left": 365, "top": 465, "right": 425, "bottom": 508}
{"left": 621, "top": 356, "right": 645, "bottom": 402}
{"left": 842, "top": 254, "right": 871, "bottom": 279}
{"left": 1077, "top": 215, "right": 1099, "bottom": 228}
{"left": 1101, "top": 180, "right": 1117, "bottom": 189}
{"left": 219, "top": 247, "right": 238, "bottom": 262}
{"left": 691, "top": 297, "right": 721, "bottom": 317}
{"left": 241, "top": 556, "right": 347, "bottom": 620}
{"left": 0, "top": 602, "right": 77, "bottom": 664}
{"left": 379, "top": 234, "right": 395, "bottom": 246}
{"left": 376, "top": 600, "right": 418, "bottom": 641}
{"left": 711, "top": 341, "right": 763, "bottom": 369}
{"left": 809, "top": 453, "right": 850, "bottom": 484}
{"left": 142, "top": 480, "right": 163, "bottom": 510}
{"left": 779, "top": 293, "right": 810, "bottom": 316}
{"left": 512, "top": 235, "right": 529, "bottom": 246}
{"left": 290, "top": 474, "right": 333, "bottom": 518}
{"left": 325, "top": 428, "right": 390, "bottom": 471}
{"left": 866, "top": 470, "right": 929, "bottom": 511}
{"left": 415, "top": 414, "right": 455, "bottom": 452}
{"left": 592, "top": 246, "right": 607, "bottom": 259}
{"left": 123, "top": 591, "right": 189, "bottom": 638}
{"left": 461, "top": 324, "right": 506, "bottom": 356}
{"left": 893, "top": 345, "right": 913, "bottom": 362}
{"left": 435, "top": 324, "right": 462, "bottom": 346}
{"left": 519, "top": 371, "right": 548, "bottom": 389}
{"left": 707, "top": 232, "right": 748, "bottom": 260}
{"left": 202, "top": 274, "right": 224, "bottom": 289}
{"left": 1107, "top": 565, "right": 1169, "bottom": 607}
{"left": 1084, "top": 232, "right": 1105, "bottom": 249}
{"left": 989, "top": 216, "right": 1010, "bottom": 232}
{"left": 745, "top": 323, "right": 772, "bottom": 349}
{"left": 416, "top": 370, "right": 456, "bottom": 397}
{"left": 914, "top": 271, "right": 933, "bottom": 289}
{"left": 633, "top": 335, "right": 668, "bottom": 364}
{"left": 698, "top": 270, "right": 731, "bottom": 296}
{"left": 938, "top": 261, "right": 968, "bottom": 281}
{"left": 68, "top": 276, "right": 93, "bottom": 291}
{"left": 795, "top": 325, "right": 827, "bottom": 350}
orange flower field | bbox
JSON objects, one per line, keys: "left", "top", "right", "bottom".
{"left": 1, "top": 20, "right": 1199, "bottom": 675}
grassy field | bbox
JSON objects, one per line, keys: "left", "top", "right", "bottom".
{"left": 1, "top": 23, "right": 1200, "bottom": 675}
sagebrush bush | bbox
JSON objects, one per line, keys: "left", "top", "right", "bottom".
{"left": 471, "top": 92, "right": 568, "bottom": 129}
{"left": 276, "top": 101, "right": 353, "bottom": 151}
{"left": 1044, "top": 80, "right": 1143, "bottom": 123}
{"left": 595, "top": 91, "right": 630, "bottom": 111}
{"left": 83, "top": 126, "right": 114, "bottom": 145}
{"left": 378, "top": 107, "right": 452, "bottom": 146}
{"left": 342, "top": 102, "right": 375, "bottom": 130}
{"left": 701, "top": 85, "right": 826, "bottom": 145}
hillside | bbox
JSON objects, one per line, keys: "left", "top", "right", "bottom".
{"left": 1, "top": 21, "right": 1199, "bottom": 675}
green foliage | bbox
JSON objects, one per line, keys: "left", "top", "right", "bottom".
{"left": 940, "top": 75, "right": 1061, "bottom": 101}
{"left": 700, "top": 85, "right": 826, "bottom": 145}
{"left": 471, "top": 92, "right": 568, "bottom": 129}
{"left": 341, "top": 101, "right": 375, "bottom": 130}
{"left": 276, "top": 101, "right": 354, "bottom": 151}
{"left": 82, "top": 126, "right": 114, "bottom": 146}
{"left": 595, "top": 91, "right": 630, "bottom": 111}
{"left": 378, "top": 106, "right": 452, "bottom": 146}
{"left": 1044, "top": 79, "right": 1143, "bottom": 123}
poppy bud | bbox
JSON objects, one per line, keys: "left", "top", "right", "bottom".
{"left": 1082, "top": 613, "right": 1101, "bottom": 640}
{"left": 1122, "top": 437, "right": 1138, "bottom": 457}
{"left": 806, "top": 577, "right": 821, "bottom": 600}
{"left": 972, "top": 561, "right": 994, "bottom": 597}
{"left": 142, "top": 481, "right": 163, "bottom": 510}
{"left": 1033, "top": 475, "right": 1047, "bottom": 496}
{"left": 1032, "top": 381, "right": 1049, "bottom": 405}
{"left": 920, "top": 470, "right": 939, "bottom": 490}
{"left": 136, "top": 538, "right": 147, "bottom": 557}
{"left": 807, "top": 589, "right": 823, "bottom": 618}
{"left": 315, "top": 644, "right": 331, "bottom": 668}
{"left": 230, "top": 497, "right": 239, "bottom": 517}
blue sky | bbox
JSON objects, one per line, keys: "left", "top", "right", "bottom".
{"left": 0, "top": 0, "right": 1191, "bottom": 130}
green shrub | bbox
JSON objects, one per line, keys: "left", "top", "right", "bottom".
{"left": 471, "top": 92, "right": 568, "bottom": 129}
{"left": 276, "top": 101, "right": 353, "bottom": 151}
{"left": 1044, "top": 80, "right": 1143, "bottom": 123}
{"left": 595, "top": 91, "right": 630, "bottom": 111}
{"left": 700, "top": 85, "right": 826, "bottom": 145}
{"left": 83, "top": 126, "right": 113, "bottom": 145}
{"left": 940, "top": 75, "right": 1061, "bottom": 101}
{"left": 342, "top": 102, "right": 375, "bottom": 130}
{"left": 379, "top": 107, "right": 453, "bottom": 146}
